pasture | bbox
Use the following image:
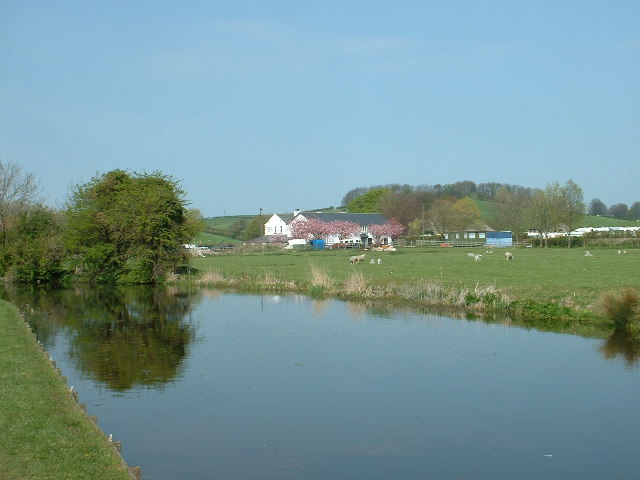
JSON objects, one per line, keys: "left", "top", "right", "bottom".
{"left": 190, "top": 246, "right": 639, "bottom": 313}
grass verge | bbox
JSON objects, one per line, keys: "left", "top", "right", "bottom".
{"left": 184, "top": 245, "right": 638, "bottom": 336}
{"left": 0, "top": 300, "right": 135, "bottom": 480}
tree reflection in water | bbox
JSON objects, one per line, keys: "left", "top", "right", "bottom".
{"left": 600, "top": 328, "right": 640, "bottom": 367}
{"left": 1, "top": 284, "right": 198, "bottom": 391}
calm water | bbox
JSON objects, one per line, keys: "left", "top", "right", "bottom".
{"left": 4, "top": 286, "right": 640, "bottom": 479}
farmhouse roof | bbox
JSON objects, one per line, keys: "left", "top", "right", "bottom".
{"left": 299, "top": 211, "right": 387, "bottom": 225}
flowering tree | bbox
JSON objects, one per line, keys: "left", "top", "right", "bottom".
{"left": 268, "top": 234, "right": 288, "bottom": 245}
{"left": 369, "top": 219, "right": 405, "bottom": 244}
{"left": 289, "top": 217, "right": 330, "bottom": 240}
{"left": 326, "top": 220, "right": 360, "bottom": 240}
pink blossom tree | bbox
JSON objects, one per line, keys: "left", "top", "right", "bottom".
{"left": 268, "top": 234, "right": 288, "bottom": 245}
{"left": 369, "top": 219, "right": 405, "bottom": 244}
{"left": 289, "top": 217, "right": 330, "bottom": 240}
{"left": 326, "top": 220, "right": 360, "bottom": 240}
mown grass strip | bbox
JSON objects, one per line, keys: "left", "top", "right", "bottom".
{"left": 0, "top": 300, "right": 134, "bottom": 480}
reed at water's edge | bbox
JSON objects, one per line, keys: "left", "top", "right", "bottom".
{"left": 185, "top": 245, "right": 640, "bottom": 337}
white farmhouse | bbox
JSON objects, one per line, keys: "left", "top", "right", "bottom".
{"left": 263, "top": 210, "right": 387, "bottom": 247}
{"left": 264, "top": 212, "right": 296, "bottom": 237}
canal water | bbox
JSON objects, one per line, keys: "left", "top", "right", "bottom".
{"left": 4, "top": 286, "right": 639, "bottom": 479}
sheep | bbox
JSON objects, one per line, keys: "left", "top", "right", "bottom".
{"left": 585, "top": 250, "right": 593, "bottom": 257}
{"left": 370, "top": 258, "right": 376, "bottom": 264}
{"left": 474, "top": 254, "right": 482, "bottom": 261}
{"left": 504, "top": 252, "right": 513, "bottom": 260}
{"left": 350, "top": 254, "right": 366, "bottom": 265}
{"left": 377, "top": 258, "right": 382, "bottom": 264}
{"left": 467, "top": 252, "right": 475, "bottom": 257}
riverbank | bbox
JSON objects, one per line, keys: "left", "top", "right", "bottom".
{"left": 185, "top": 245, "right": 637, "bottom": 337}
{"left": 0, "top": 300, "right": 136, "bottom": 480}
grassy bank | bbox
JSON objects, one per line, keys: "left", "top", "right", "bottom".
{"left": 0, "top": 300, "right": 135, "bottom": 480}
{"left": 186, "top": 245, "right": 639, "bottom": 335}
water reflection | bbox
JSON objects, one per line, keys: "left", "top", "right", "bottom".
{"left": 1, "top": 284, "right": 198, "bottom": 390}
{"left": 2, "top": 284, "right": 639, "bottom": 395}
{"left": 3, "top": 286, "right": 640, "bottom": 479}
{"left": 600, "top": 329, "right": 640, "bottom": 367}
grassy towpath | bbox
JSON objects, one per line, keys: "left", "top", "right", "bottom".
{"left": 0, "top": 300, "right": 134, "bottom": 480}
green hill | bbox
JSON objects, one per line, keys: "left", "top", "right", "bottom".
{"left": 194, "top": 205, "right": 637, "bottom": 245}
{"left": 193, "top": 215, "right": 255, "bottom": 245}
{"left": 582, "top": 215, "right": 639, "bottom": 228}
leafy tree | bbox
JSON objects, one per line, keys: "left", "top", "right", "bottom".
{"left": 64, "top": 170, "right": 200, "bottom": 283}
{"left": 443, "top": 180, "right": 477, "bottom": 198}
{"left": 494, "top": 186, "right": 533, "bottom": 243}
{"left": 380, "top": 190, "right": 421, "bottom": 226}
{"left": 407, "top": 218, "right": 422, "bottom": 236}
{"left": 2, "top": 204, "right": 65, "bottom": 283}
{"left": 346, "top": 188, "right": 389, "bottom": 213}
{"left": 629, "top": 202, "right": 640, "bottom": 221}
{"left": 608, "top": 203, "right": 629, "bottom": 219}
{"left": 588, "top": 198, "right": 607, "bottom": 216}
{"left": 452, "top": 197, "right": 483, "bottom": 230}
{"left": 528, "top": 182, "right": 563, "bottom": 248}
{"left": 231, "top": 218, "right": 249, "bottom": 238}
{"left": 559, "top": 180, "right": 585, "bottom": 248}
{"left": 244, "top": 216, "right": 263, "bottom": 240}
{"left": 341, "top": 187, "right": 370, "bottom": 207}
{"left": 426, "top": 198, "right": 457, "bottom": 235}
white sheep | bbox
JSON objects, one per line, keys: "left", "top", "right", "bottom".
{"left": 350, "top": 254, "right": 366, "bottom": 265}
{"left": 474, "top": 254, "right": 482, "bottom": 261}
{"left": 504, "top": 252, "right": 513, "bottom": 260}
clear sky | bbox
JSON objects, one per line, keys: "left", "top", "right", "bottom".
{"left": 2, "top": 1, "right": 639, "bottom": 217}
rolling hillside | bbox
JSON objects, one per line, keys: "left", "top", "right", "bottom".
{"left": 195, "top": 205, "right": 638, "bottom": 244}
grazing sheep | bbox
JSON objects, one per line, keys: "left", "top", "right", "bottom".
{"left": 377, "top": 258, "right": 382, "bottom": 264}
{"left": 585, "top": 250, "right": 593, "bottom": 257}
{"left": 370, "top": 258, "right": 376, "bottom": 264}
{"left": 505, "top": 252, "right": 513, "bottom": 260}
{"left": 350, "top": 254, "right": 366, "bottom": 265}
{"left": 474, "top": 254, "right": 482, "bottom": 261}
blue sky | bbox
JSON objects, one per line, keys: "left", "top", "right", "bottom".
{"left": 2, "top": 1, "right": 639, "bottom": 217}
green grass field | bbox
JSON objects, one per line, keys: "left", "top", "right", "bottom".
{"left": 0, "top": 301, "right": 134, "bottom": 480}
{"left": 190, "top": 245, "right": 639, "bottom": 315}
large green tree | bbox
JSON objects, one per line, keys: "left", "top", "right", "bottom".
{"left": 64, "top": 170, "right": 201, "bottom": 283}
{"left": 347, "top": 188, "right": 389, "bottom": 213}
{"left": 1, "top": 204, "right": 65, "bottom": 282}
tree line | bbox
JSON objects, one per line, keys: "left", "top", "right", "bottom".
{"left": 342, "top": 180, "right": 640, "bottom": 222}
{"left": 0, "top": 161, "right": 201, "bottom": 284}
{"left": 342, "top": 180, "right": 595, "bottom": 248}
